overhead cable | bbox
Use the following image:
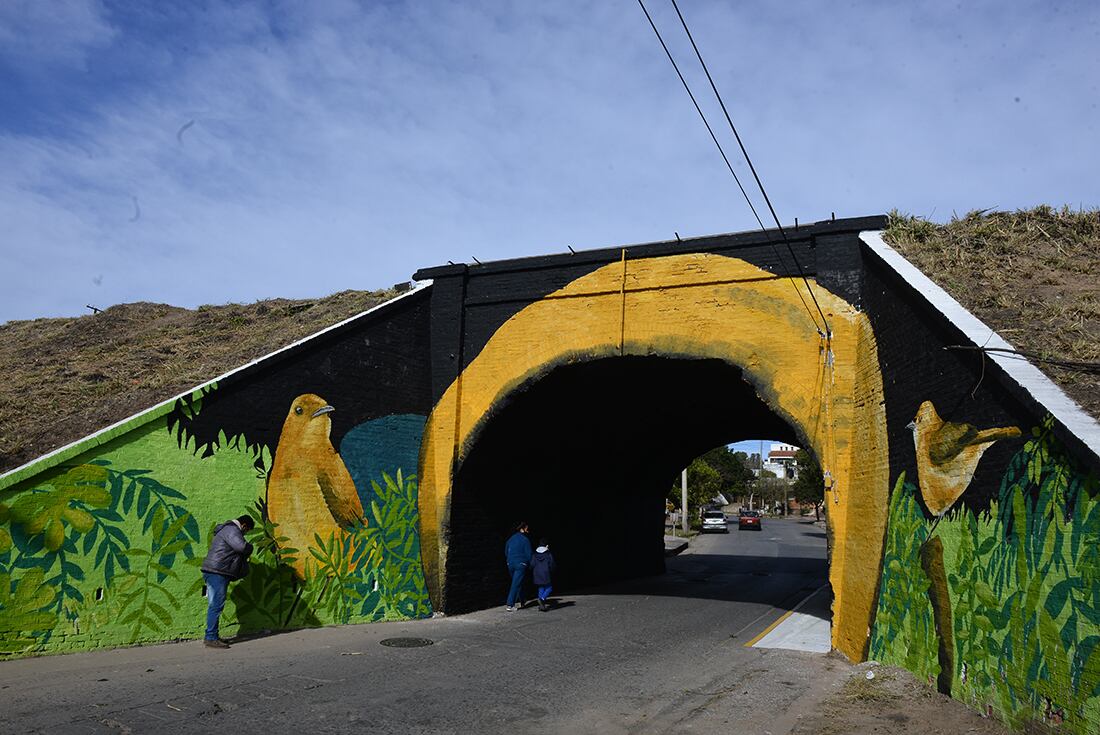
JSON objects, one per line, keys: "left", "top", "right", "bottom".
{"left": 635, "top": 0, "right": 765, "bottom": 233}
{"left": 667, "top": 0, "right": 833, "bottom": 338}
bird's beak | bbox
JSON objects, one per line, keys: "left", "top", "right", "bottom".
{"left": 311, "top": 405, "right": 335, "bottom": 418}
{"left": 906, "top": 421, "right": 916, "bottom": 431}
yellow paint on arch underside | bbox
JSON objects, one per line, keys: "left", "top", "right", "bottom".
{"left": 418, "top": 252, "right": 888, "bottom": 660}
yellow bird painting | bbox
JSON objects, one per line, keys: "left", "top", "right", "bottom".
{"left": 267, "top": 393, "right": 365, "bottom": 577}
{"left": 908, "top": 400, "right": 1021, "bottom": 522}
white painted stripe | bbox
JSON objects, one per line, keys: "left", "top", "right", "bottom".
{"left": 860, "top": 230, "right": 1100, "bottom": 459}
{"left": 0, "top": 281, "right": 433, "bottom": 485}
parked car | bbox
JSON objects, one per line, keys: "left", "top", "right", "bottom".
{"left": 738, "top": 510, "right": 762, "bottom": 531}
{"left": 701, "top": 510, "right": 728, "bottom": 533}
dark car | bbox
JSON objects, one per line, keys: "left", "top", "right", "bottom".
{"left": 738, "top": 510, "right": 762, "bottom": 531}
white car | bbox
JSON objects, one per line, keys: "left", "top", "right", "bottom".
{"left": 701, "top": 510, "right": 728, "bottom": 533}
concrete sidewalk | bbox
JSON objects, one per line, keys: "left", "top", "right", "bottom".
{"left": 662, "top": 534, "right": 689, "bottom": 555}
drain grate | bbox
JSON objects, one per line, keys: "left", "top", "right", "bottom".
{"left": 379, "top": 637, "right": 434, "bottom": 648}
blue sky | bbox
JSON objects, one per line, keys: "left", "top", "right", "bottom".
{"left": 1, "top": 1, "right": 1097, "bottom": 322}
{"left": 728, "top": 440, "right": 782, "bottom": 458}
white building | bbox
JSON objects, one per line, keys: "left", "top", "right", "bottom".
{"left": 763, "top": 443, "right": 799, "bottom": 480}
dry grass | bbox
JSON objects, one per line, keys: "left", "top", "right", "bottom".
{"left": 884, "top": 205, "right": 1100, "bottom": 422}
{"left": 0, "top": 289, "right": 398, "bottom": 474}
{"left": 840, "top": 671, "right": 899, "bottom": 703}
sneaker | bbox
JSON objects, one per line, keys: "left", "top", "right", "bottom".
{"left": 505, "top": 605, "right": 516, "bottom": 612}
{"left": 538, "top": 600, "right": 548, "bottom": 612}
{"left": 203, "top": 639, "right": 230, "bottom": 649}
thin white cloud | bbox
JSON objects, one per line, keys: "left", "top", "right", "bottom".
{"left": 0, "top": 0, "right": 116, "bottom": 69}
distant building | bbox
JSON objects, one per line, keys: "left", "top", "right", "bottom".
{"left": 764, "top": 443, "right": 799, "bottom": 480}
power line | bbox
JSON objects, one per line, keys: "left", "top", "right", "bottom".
{"left": 636, "top": 0, "right": 825, "bottom": 338}
{"left": 944, "top": 345, "right": 1100, "bottom": 375}
{"left": 667, "top": 0, "right": 832, "bottom": 338}
{"left": 635, "top": 0, "right": 765, "bottom": 233}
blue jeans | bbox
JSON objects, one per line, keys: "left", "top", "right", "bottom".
{"left": 506, "top": 563, "right": 527, "bottom": 606}
{"left": 203, "top": 572, "right": 230, "bottom": 641}
{"left": 538, "top": 584, "right": 552, "bottom": 601}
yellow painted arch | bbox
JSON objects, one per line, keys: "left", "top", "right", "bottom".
{"left": 418, "top": 252, "right": 888, "bottom": 660}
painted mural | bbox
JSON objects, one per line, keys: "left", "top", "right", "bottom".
{"left": 0, "top": 388, "right": 431, "bottom": 655}
{"left": 0, "top": 289, "right": 436, "bottom": 656}
{"left": 417, "top": 250, "right": 889, "bottom": 659}
{"left": 871, "top": 413, "right": 1100, "bottom": 732}
{"left": 3, "top": 220, "right": 1098, "bottom": 735}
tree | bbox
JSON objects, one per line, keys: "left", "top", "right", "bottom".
{"left": 699, "top": 446, "right": 755, "bottom": 499}
{"left": 757, "top": 476, "right": 789, "bottom": 511}
{"left": 667, "top": 457, "right": 721, "bottom": 519}
{"left": 791, "top": 449, "right": 824, "bottom": 506}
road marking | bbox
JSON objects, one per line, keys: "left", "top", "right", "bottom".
{"left": 743, "top": 609, "right": 795, "bottom": 647}
{"left": 742, "top": 583, "right": 830, "bottom": 649}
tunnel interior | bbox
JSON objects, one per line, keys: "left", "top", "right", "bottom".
{"left": 444, "top": 355, "right": 801, "bottom": 614}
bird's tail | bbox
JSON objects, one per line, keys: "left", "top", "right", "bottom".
{"left": 973, "top": 425, "right": 1022, "bottom": 445}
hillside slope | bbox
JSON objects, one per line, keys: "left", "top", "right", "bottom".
{"left": 1, "top": 207, "right": 1096, "bottom": 476}
{"left": 0, "top": 289, "right": 397, "bottom": 473}
{"left": 884, "top": 206, "right": 1098, "bottom": 422}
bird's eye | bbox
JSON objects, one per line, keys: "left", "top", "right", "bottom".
{"left": 294, "top": 406, "right": 303, "bottom": 415}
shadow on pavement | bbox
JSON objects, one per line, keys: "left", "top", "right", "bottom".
{"left": 574, "top": 553, "right": 831, "bottom": 622}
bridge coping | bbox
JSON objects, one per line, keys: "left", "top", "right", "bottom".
{"left": 413, "top": 215, "right": 889, "bottom": 280}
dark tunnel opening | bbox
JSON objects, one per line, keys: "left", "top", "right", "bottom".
{"left": 444, "top": 355, "right": 801, "bottom": 614}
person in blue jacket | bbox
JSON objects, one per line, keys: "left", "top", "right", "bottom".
{"left": 530, "top": 538, "right": 556, "bottom": 612}
{"left": 504, "top": 521, "right": 533, "bottom": 611}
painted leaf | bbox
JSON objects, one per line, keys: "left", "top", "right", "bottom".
{"left": 136, "top": 485, "right": 150, "bottom": 518}
{"left": 68, "top": 486, "right": 112, "bottom": 507}
{"left": 146, "top": 601, "right": 173, "bottom": 627}
{"left": 61, "top": 508, "right": 95, "bottom": 534}
{"left": 1044, "top": 578, "right": 1074, "bottom": 619}
{"left": 975, "top": 581, "right": 999, "bottom": 609}
{"left": 43, "top": 520, "right": 64, "bottom": 552}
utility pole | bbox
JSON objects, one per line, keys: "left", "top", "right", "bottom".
{"left": 681, "top": 468, "right": 689, "bottom": 534}
{"left": 758, "top": 439, "right": 765, "bottom": 512}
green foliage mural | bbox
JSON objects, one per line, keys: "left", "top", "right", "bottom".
{"left": 868, "top": 473, "right": 938, "bottom": 683}
{"left": 360, "top": 470, "right": 433, "bottom": 620}
{"left": 872, "top": 416, "right": 1100, "bottom": 732}
{"left": 232, "top": 469, "right": 430, "bottom": 632}
{"left": 0, "top": 416, "right": 431, "bottom": 657}
{"left": 0, "top": 460, "right": 201, "bottom": 653}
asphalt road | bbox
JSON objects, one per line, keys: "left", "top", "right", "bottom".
{"left": 0, "top": 517, "right": 834, "bottom": 734}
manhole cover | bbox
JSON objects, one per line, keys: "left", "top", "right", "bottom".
{"left": 379, "top": 637, "right": 434, "bottom": 648}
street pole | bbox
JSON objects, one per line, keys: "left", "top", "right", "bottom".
{"left": 758, "top": 439, "right": 764, "bottom": 512}
{"left": 681, "top": 468, "right": 688, "bottom": 534}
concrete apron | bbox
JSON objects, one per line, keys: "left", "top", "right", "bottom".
{"left": 747, "top": 583, "right": 832, "bottom": 653}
